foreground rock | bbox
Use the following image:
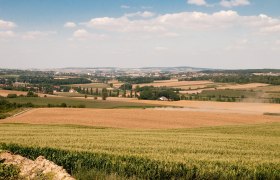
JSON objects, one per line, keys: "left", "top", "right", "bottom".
{"left": 0, "top": 152, "right": 75, "bottom": 180}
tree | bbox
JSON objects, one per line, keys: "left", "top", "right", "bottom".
{"left": 102, "top": 88, "right": 108, "bottom": 100}
{"left": 120, "top": 83, "right": 132, "bottom": 90}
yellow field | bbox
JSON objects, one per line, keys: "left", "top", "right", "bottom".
{"left": 1, "top": 107, "right": 280, "bottom": 129}
{"left": 132, "top": 80, "right": 213, "bottom": 88}
{"left": 107, "top": 97, "right": 280, "bottom": 114}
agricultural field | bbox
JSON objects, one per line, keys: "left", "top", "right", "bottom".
{"left": 69, "top": 83, "right": 109, "bottom": 89}
{"left": 53, "top": 92, "right": 93, "bottom": 98}
{"left": 107, "top": 98, "right": 280, "bottom": 114}
{"left": 0, "top": 89, "right": 27, "bottom": 97}
{"left": 132, "top": 80, "right": 213, "bottom": 88}
{"left": 0, "top": 123, "right": 279, "bottom": 179}
{"left": 6, "top": 96, "right": 162, "bottom": 109}
{"left": 1, "top": 108, "right": 279, "bottom": 129}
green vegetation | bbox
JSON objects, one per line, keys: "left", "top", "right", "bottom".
{"left": 184, "top": 75, "right": 280, "bottom": 85}
{"left": 18, "top": 76, "right": 92, "bottom": 86}
{"left": 117, "top": 76, "right": 170, "bottom": 84}
{"left": 138, "top": 86, "right": 180, "bottom": 101}
{"left": 0, "top": 123, "right": 279, "bottom": 179}
{"left": 0, "top": 161, "right": 20, "bottom": 180}
{"left": 0, "top": 99, "right": 34, "bottom": 119}
{"left": 182, "top": 89, "right": 257, "bottom": 102}
{"left": 7, "top": 97, "right": 162, "bottom": 109}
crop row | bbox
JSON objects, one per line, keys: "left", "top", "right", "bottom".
{"left": 1, "top": 143, "right": 279, "bottom": 180}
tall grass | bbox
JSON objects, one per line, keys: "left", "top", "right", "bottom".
{"left": 0, "top": 123, "right": 279, "bottom": 179}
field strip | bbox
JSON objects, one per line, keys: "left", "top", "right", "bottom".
{"left": 1, "top": 108, "right": 280, "bottom": 129}
{"left": 11, "top": 108, "right": 33, "bottom": 118}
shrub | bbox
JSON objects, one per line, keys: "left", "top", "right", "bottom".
{"left": 0, "top": 162, "right": 20, "bottom": 180}
{"left": 7, "top": 94, "right": 17, "bottom": 98}
{"left": 60, "top": 103, "right": 67, "bottom": 108}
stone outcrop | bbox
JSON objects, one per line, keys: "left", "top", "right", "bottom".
{"left": 0, "top": 152, "right": 75, "bottom": 180}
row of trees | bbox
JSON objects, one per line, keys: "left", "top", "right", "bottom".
{"left": 117, "top": 76, "right": 170, "bottom": 84}
{"left": 138, "top": 86, "right": 180, "bottom": 101}
{"left": 182, "top": 75, "right": 280, "bottom": 85}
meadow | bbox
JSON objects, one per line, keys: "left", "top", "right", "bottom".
{"left": 6, "top": 97, "right": 163, "bottom": 109}
{"left": 0, "top": 123, "right": 279, "bottom": 179}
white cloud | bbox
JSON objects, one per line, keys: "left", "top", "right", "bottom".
{"left": 260, "top": 24, "right": 280, "bottom": 33}
{"left": 0, "top": 19, "right": 16, "bottom": 29}
{"left": 73, "top": 29, "right": 90, "bottom": 39}
{"left": 121, "top": 5, "right": 130, "bottom": 9}
{"left": 64, "top": 22, "right": 77, "bottom": 28}
{"left": 84, "top": 10, "right": 280, "bottom": 36}
{"left": 125, "top": 11, "right": 155, "bottom": 18}
{"left": 0, "top": 31, "right": 15, "bottom": 38}
{"left": 187, "top": 0, "right": 207, "bottom": 6}
{"left": 72, "top": 29, "right": 106, "bottom": 40}
{"left": 220, "top": 0, "right": 250, "bottom": 8}
{"left": 22, "top": 31, "right": 56, "bottom": 40}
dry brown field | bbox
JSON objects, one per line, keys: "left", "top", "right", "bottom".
{"left": 0, "top": 89, "right": 27, "bottom": 97}
{"left": 107, "top": 97, "right": 280, "bottom": 114}
{"left": 217, "top": 83, "right": 268, "bottom": 90}
{"left": 132, "top": 80, "right": 213, "bottom": 88}
{"left": 1, "top": 108, "right": 279, "bottom": 129}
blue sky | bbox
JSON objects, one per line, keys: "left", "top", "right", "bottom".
{"left": 0, "top": 0, "right": 280, "bottom": 69}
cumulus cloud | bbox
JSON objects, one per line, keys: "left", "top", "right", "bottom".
{"left": 84, "top": 10, "right": 280, "bottom": 36}
{"left": 220, "top": 0, "right": 250, "bottom": 8}
{"left": 125, "top": 11, "right": 155, "bottom": 18}
{"left": 187, "top": 0, "right": 207, "bottom": 6}
{"left": 22, "top": 31, "right": 56, "bottom": 40}
{"left": 0, "top": 31, "right": 15, "bottom": 38}
{"left": 64, "top": 22, "right": 77, "bottom": 28}
{"left": 72, "top": 29, "right": 106, "bottom": 40}
{"left": 0, "top": 19, "right": 16, "bottom": 29}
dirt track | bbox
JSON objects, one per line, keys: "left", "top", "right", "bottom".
{"left": 1, "top": 108, "right": 279, "bottom": 129}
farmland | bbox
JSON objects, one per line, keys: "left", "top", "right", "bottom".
{"left": 1, "top": 69, "right": 280, "bottom": 179}
{"left": 2, "top": 108, "right": 280, "bottom": 129}
{"left": 0, "top": 123, "right": 279, "bottom": 179}
{"left": 6, "top": 96, "right": 162, "bottom": 109}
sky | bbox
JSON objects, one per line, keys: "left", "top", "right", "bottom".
{"left": 0, "top": 0, "right": 280, "bottom": 69}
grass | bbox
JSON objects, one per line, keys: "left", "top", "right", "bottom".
{"left": 6, "top": 97, "right": 163, "bottom": 109}
{"left": 0, "top": 123, "right": 279, "bottom": 179}
{"left": 69, "top": 83, "right": 109, "bottom": 88}
{"left": 200, "top": 89, "right": 257, "bottom": 98}
{"left": 54, "top": 92, "right": 93, "bottom": 97}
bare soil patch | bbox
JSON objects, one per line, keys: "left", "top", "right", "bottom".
{"left": 1, "top": 108, "right": 279, "bottom": 129}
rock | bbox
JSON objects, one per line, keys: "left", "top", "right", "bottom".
{"left": 0, "top": 152, "right": 75, "bottom": 180}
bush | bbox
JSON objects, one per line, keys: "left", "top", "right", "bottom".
{"left": 60, "top": 103, "right": 67, "bottom": 107}
{"left": 7, "top": 94, "right": 17, "bottom": 98}
{"left": 26, "top": 91, "right": 38, "bottom": 97}
{"left": 0, "top": 162, "right": 20, "bottom": 180}
{"left": 77, "top": 104, "right": 86, "bottom": 108}
{"left": 0, "top": 114, "right": 7, "bottom": 119}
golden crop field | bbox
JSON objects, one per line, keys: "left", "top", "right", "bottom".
{"left": 1, "top": 108, "right": 280, "bottom": 129}
{"left": 0, "top": 123, "right": 279, "bottom": 179}
{"left": 132, "top": 80, "right": 213, "bottom": 88}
